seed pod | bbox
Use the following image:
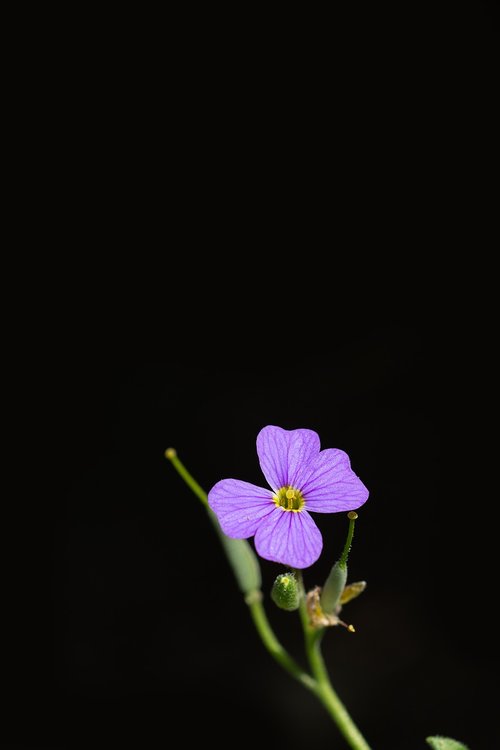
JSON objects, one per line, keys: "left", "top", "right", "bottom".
{"left": 320, "top": 560, "right": 348, "bottom": 614}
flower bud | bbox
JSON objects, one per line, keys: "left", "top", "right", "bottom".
{"left": 271, "top": 572, "right": 300, "bottom": 611}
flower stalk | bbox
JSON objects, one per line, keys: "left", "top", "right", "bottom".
{"left": 321, "top": 510, "right": 357, "bottom": 614}
{"left": 297, "top": 572, "right": 372, "bottom": 750}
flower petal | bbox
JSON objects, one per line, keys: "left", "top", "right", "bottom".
{"left": 208, "top": 479, "right": 275, "bottom": 538}
{"left": 256, "top": 425, "right": 321, "bottom": 492}
{"left": 254, "top": 507, "right": 323, "bottom": 568}
{"left": 300, "top": 449, "right": 369, "bottom": 512}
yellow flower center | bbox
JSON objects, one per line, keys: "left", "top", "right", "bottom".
{"left": 274, "top": 485, "right": 305, "bottom": 512}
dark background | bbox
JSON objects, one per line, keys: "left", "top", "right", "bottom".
{"left": 7, "top": 1, "right": 498, "bottom": 748}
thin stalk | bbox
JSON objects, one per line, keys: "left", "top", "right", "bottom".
{"left": 297, "top": 573, "right": 372, "bottom": 750}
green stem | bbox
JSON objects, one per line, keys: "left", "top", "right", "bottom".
{"left": 247, "top": 594, "right": 316, "bottom": 692}
{"left": 297, "top": 573, "right": 372, "bottom": 750}
{"left": 339, "top": 512, "right": 357, "bottom": 568}
{"left": 165, "top": 448, "right": 209, "bottom": 507}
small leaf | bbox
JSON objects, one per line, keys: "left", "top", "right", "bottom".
{"left": 426, "top": 736, "right": 469, "bottom": 750}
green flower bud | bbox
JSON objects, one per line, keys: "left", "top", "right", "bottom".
{"left": 271, "top": 572, "right": 300, "bottom": 611}
{"left": 320, "top": 560, "right": 348, "bottom": 614}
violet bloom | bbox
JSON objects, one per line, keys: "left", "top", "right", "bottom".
{"left": 208, "top": 426, "right": 369, "bottom": 569}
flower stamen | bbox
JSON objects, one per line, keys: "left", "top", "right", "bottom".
{"left": 274, "top": 485, "right": 305, "bottom": 512}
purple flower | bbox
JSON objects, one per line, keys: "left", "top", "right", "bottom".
{"left": 208, "top": 426, "right": 369, "bottom": 569}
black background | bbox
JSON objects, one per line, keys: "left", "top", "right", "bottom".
{"left": 6, "top": 1, "right": 499, "bottom": 748}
